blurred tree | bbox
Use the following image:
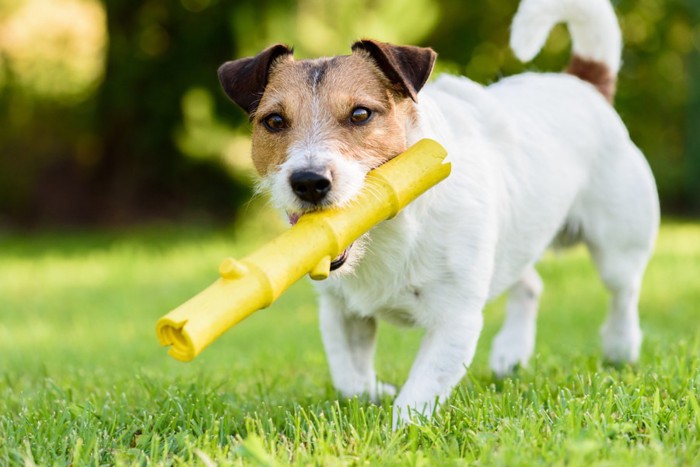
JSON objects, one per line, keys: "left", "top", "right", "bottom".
{"left": 229, "top": 0, "right": 439, "bottom": 58}
{"left": 0, "top": 0, "right": 698, "bottom": 227}
{"left": 0, "top": 0, "right": 251, "bottom": 226}
{"left": 0, "top": 0, "right": 107, "bottom": 224}
{"left": 90, "top": 0, "right": 248, "bottom": 224}
{"left": 686, "top": 1, "right": 700, "bottom": 212}
{"left": 614, "top": 0, "right": 697, "bottom": 213}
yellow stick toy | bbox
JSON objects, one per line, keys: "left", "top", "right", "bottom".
{"left": 156, "top": 138, "right": 450, "bottom": 362}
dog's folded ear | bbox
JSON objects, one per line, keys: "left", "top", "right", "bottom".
{"left": 351, "top": 39, "right": 437, "bottom": 101}
{"left": 218, "top": 44, "right": 294, "bottom": 115}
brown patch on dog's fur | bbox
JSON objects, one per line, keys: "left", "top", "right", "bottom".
{"left": 566, "top": 55, "right": 616, "bottom": 103}
{"left": 250, "top": 52, "right": 418, "bottom": 175}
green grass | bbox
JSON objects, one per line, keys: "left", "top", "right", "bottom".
{"left": 1, "top": 214, "right": 699, "bottom": 465}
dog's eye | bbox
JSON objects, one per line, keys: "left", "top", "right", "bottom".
{"left": 349, "top": 107, "right": 372, "bottom": 125}
{"left": 262, "top": 113, "right": 287, "bottom": 132}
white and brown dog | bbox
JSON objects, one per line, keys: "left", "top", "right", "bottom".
{"left": 218, "top": 0, "right": 659, "bottom": 426}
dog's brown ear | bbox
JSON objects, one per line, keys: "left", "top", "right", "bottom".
{"left": 218, "top": 44, "right": 293, "bottom": 114}
{"left": 351, "top": 39, "right": 436, "bottom": 101}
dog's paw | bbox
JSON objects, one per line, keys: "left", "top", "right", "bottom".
{"left": 373, "top": 381, "right": 397, "bottom": 400}
{"left": 600, "top": 321, "right": 642, "bottom": 363}
{"left": 391, "top": 398, "right": 433, "bottom": 430}
{"left": 489, "top": 330, "right": 534, "bottom": 378}
{"left": 338, "top": 379, "right": 397, "bottom": 403}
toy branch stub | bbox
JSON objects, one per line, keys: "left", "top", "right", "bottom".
{"left": 156, "top": 139, "right": 450, "bottom": 362}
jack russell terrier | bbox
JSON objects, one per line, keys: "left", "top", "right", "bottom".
{"left": 217, "top": 0, "right": 659, "bottom": 426}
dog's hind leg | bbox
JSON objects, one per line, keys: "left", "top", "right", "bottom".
{"left": 489, "top": 266, "right": 543, "bottom": 377}
{"left": 587, "top": 241, "right": 653, "bottom": 363}
{"left": 579, "top": 153, "right": 658, "bottom": 363}
{"left": 319, "top": 294, "right": 396, "bottom": 401}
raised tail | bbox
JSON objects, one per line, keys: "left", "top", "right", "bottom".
{"left": 510, "top": 0, "right": 621, "bottom": 102}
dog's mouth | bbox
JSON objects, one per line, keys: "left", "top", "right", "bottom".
{"left": 330, "top": 245, "right": 351, "bottom": 271}
{"left": 288, "top": 212, "right": 352, "bottom": 272}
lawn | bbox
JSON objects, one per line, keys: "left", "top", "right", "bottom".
{"left": 1, "top": 212, "right": 699, "bottom": 465}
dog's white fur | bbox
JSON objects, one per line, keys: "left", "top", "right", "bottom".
{"left": 300, "top": 0, "right": 660, "bottom": 427}
{"left": 253, "top": 0, "right": 659, "bottom": 427}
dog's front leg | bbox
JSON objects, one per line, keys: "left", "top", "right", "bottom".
{"left": 393, "top": 309, "right": 484, "bottom": 428}
{"left": 319, "top": 294, "right": 396, "bottom": 401}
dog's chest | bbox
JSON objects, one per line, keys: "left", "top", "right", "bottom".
{"left": 323, "top": 216, "right": 438, "bottom": 327}
{"left": 338, "top": 276, "right": 424, "bottom": 326}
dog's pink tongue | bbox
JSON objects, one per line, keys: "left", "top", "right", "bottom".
{"left": 288, "top": 213, "right": 300, "bottom": 225}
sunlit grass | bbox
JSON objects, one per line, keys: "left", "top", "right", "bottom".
{"left": 0, "top": 217, "right": 698, "bottom": 465}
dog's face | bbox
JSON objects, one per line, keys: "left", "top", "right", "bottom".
{"left": 218, "top": 40, "right": 436, "bottom": 270}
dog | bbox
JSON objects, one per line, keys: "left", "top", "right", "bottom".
{"left": 217, "top": 0, "right": 659, "bottom": 427}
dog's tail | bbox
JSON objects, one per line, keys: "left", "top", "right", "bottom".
{"left": 510, "top": 0, "right": 621, "bottom": 102}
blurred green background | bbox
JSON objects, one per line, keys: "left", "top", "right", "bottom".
{"left": 1, "top": 0, "right": 698, "bottom": 227}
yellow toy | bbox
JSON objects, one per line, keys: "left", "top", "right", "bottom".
{"left": 156, "top": 139, "right": 450, "bottom": 362}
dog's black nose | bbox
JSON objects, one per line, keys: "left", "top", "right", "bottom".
{"left": 289, "top": 171, "right": 331, "bottom": 204}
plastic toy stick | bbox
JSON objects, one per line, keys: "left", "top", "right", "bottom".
{"left": 156, "top": 138, "right": 450, "bottom": 362}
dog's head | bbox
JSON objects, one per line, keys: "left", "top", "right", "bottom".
{"left": 218, "top": 40, "right": 436, "bottom": 270}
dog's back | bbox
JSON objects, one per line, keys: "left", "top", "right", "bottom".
{"left": 409, "top": 0, "right": 658, "bottom": 299}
